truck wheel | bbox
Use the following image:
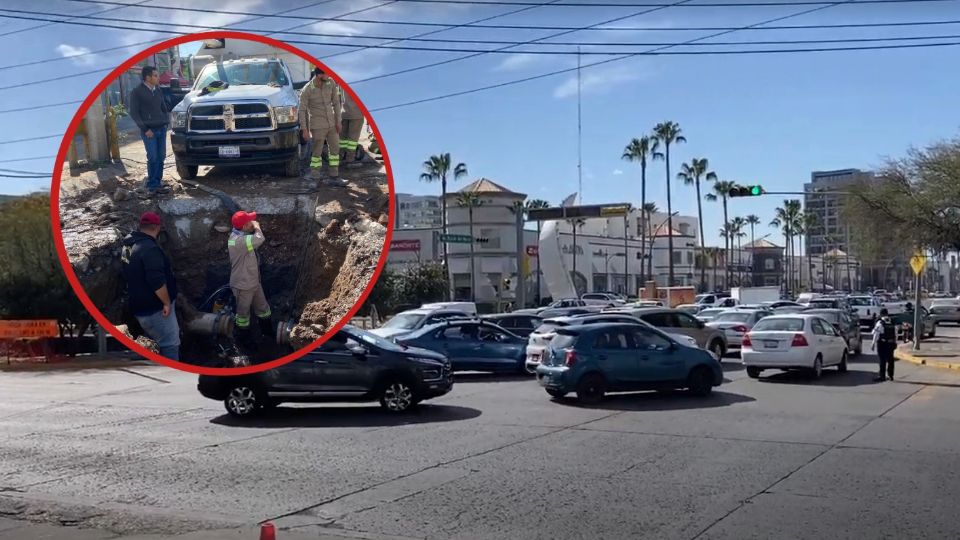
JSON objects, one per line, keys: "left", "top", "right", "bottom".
{"left": 176, "top": 160, "right": 198, "bottom": 180}
{"left": 283, "top": 156, "right": 299, "bottom": 178}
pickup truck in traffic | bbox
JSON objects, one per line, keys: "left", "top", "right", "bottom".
{"left": 849, "top": 295, "right": 905, "bottom": 327}
{"left": 170, "top": 58, "right": 301, "bottom": 180}
{"left": 694, "top": 293, "right": 739, "bottom": 309}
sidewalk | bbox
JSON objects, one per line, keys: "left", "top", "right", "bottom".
{"left": 0, "top": 352, "right": 151, "bottom": 372}
{"left": 895, "top": 334, "right": 960, "bottom": 371}
{"left": 0, "top": 518, "right": 387, "bottom": 540}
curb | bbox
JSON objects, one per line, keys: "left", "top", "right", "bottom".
{"left": 0, "top": 358, "right": 153, "bottom": 372}
{"left": 894, "top": 347, "right": 960, "bottom": 371}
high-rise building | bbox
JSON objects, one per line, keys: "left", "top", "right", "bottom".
{"left": 804, "top": 168, "right": 875, "bottom": 257}
{"left": 395, "top": 193, "right": 442, "bottom": 229}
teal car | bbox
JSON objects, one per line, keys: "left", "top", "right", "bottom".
{"left": 535, "top": 322, "right": 723, "bottom": 403}
{"left": 396, "top": 320, "right": 528, "bottom": 373}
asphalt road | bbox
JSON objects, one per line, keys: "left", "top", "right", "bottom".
{"left": 2, "top": 331, "right": 960, "bottom": 540}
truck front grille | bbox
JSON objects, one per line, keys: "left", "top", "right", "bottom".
{"left": 188, "top": 102, "right": 274, "bottom": 133}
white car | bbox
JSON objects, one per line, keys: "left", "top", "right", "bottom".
{"left": 741, "top": 314, "right": 849, "bottom": 379}
{"left": 676, "top": 303, "right": 704, "bottom": 314}
{"left": 581, "top": 293, "right": 625, "bottom": 307}
{"left": 695, "top": 308, "right": 729, "bottom": 323}
{"left": 706, "top": 308, "right": 773, "bottom": 348}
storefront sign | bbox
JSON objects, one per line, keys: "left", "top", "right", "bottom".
{"left": 390, "top": 239, "right": 421, "bottom": 252}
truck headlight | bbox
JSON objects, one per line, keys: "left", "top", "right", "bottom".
{"left": 170, "top": 111, "right": 187, "bottom": 129}
{"left": 273, "top": 105, "right": 298, "bottom": 125}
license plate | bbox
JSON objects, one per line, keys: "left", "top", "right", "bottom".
{"left": 218, "top": 145, "right": 240, "bottom": 157}
{"left": 764, "top": 340, "right": 778, "bottom": 348}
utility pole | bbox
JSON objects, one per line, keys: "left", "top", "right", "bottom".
{"left": 515, "top": 206, "right": 526, "bottom": 308}
{"left": 577, "top": 47, "right": 582, "bottom": 203}
{"left": 624, "top": 213, "right": 630, "bottom": 296}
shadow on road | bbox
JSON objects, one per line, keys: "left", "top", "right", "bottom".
{"left": 552, "top": 390, "right": 755, "bottom": 411}
{"left": 209, "top": 404, "right": 481, "bottom": 428}
{"left": 758, "top": 368, "right": 878, "bottom": 387}
{"left": 453, "top": 372, "right": 535, "bottom": 383}
{"left": 721, "top": 362, "right": 744, "bottom": 373}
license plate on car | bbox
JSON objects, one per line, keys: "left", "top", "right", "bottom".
{"left": 764, "top": 340, "right": 778, "bottom": 348}
{"left": 218, "top": 145, "right": 240, "bottom": 157}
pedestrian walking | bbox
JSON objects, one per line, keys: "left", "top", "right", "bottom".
{"left": 120, "top": 212, "right": 180, "bottom": 360}
{"left": 128, "top": 66, "right": 171, "bottom": 197}
{"left": 228, "top": 210, "right": 273, "bottom": 348}
{"left": 870, "top": 308, "right": 896, "bottom": 381}
{"left": 298, "top": 66, "right": 346, "bottom": 185}
{"left": 339, "top": 88, "right": 365, "bottom": 168}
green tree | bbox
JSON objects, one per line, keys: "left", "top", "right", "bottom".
{"left": 395, "top": 262, "right": 449, "bottom": 308}
{"left": 652, "top": 121, "right": 686, "bottom": 286}
{"left": 705, "top": 180, "right": 737, "bottom": 287}
{"left": 456, "top": 191, "right": 483, "bottom": 302}
{"left": 678, "top": 158, "right": 717, "bottom": 291}
{"left": 623, "top": 136, "right": 662, "bottom": 285}
{"left": 419, "top": 153, "right": 467, "bottom": 299}
{"left": 771, "top": 200, "right": 802, "bottom": 293}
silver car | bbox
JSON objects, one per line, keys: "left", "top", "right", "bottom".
{"left": 929, "top": 299, "right": 960, "bottom": 325}
{"left": 706, "top": 308, "right": 774, "bottom": 348}
{"left": 695, "top": 308, "right": 729, "bottom": 323}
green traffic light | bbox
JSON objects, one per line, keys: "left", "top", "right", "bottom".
{"left": 750, "top": 185, "right": 762, "bottom": 196}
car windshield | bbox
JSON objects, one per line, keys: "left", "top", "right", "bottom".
{"left": 699, "top": 309, "right": 724, "bottom": 317}
{"left": 534, "top": 322, "right": 566, "bottom": 334}
{"left": 381, "top": 313, "right": 425, "bottom": 330}
{"left": 931, "top": 299, "right": 956, "bottom": 306}
{"left": 753, "top": 318, "right": 805, "bottom": 332}
{"left": 807, "top": 300, "right": 838, "bottom": 308}
{"left": 195, "top": 61, "right": 288, "bottom": 89}
{"left": 345, "top": 327, "right": 406, "bottom": 352}
{"left": 849, "top": 297, "right": 872, "bottom": 306}
{"left": 713, "top": 312, "right": 752, "bottom": 323}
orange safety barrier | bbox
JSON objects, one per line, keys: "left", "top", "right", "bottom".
{"left": 0, "top": 320, "right": 59, "bottom": 339}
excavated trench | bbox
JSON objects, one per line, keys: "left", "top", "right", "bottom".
{"left": 59, "top": 165, "right": 388, "bottom": 366}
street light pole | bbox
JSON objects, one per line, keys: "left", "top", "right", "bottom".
{"left": 646, "top": 211, "right": 679, "bottom": 286}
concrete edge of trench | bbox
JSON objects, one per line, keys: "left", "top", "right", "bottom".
{"left": 895, "top": 345, "right": 960, "bottom": 371}
{"left": 0, "top": 356, "right": 153, "bottom": 373}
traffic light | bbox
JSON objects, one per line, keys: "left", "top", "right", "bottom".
{"left": 728, "top": 185, "right": 764, "bottom": 198}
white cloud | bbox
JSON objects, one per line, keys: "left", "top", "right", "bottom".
{"left": 311, "top": 20, "right": 366, "bottom": 38}
{"left": 612, "top": 169, "right": 624, "bottom": 175}
{"left": 57, "top": 44, "right": 95, "bottom": 66}
{"left": 553, "top": 64, "right": 644, "bottom": 99}
{"left": 495, "top": 54, "right": 540, "bottom": 72}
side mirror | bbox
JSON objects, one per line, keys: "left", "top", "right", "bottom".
{"left": 348, "top": 344, "right": 368, "bottom": 357}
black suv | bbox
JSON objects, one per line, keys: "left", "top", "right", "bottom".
{"left": 198, "top": 326, "right": 453, "bottom": 418}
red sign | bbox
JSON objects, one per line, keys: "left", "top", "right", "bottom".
{"left": 526, "top": 245, "right": 539, "bottom": 256}
{"left": 391, "top": 239, "right": 421, "bottom": 252}
{"left": 0, "top": 320, "right": 59, "bottom": 339}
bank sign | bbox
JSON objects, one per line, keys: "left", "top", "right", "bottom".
{"left": 390, "top": 239, "right": 421, "bottom": 252}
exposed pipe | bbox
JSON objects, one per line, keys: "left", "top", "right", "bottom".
{"left": 184, "top": 311, "right": 234, "bottom": 338}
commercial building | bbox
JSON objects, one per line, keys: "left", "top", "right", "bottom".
{"left": 803, "top": 168, "right": 875, "bottom": 257}
{"left": 388, "top": 178, "right": 703, "bottom": 305}
{"left": 395, "top": 193, "right": 443, "bottom": 229}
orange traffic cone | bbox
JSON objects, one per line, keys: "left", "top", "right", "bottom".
{"left": 259, "top": 522, "right": 276, "bottom": 540}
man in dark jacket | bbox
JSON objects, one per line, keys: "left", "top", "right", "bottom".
{"left": 120, "top": 211, "right": 180, "bottom": 360}
{"left": 870, "top": 308, "right": 896, "bottom": 381}
{"left": 128, "top": 66, "right": 170, "bottom": 197}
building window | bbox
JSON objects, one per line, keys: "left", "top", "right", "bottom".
{"left": 765, "top": 259, "right": 775, "bottom": 270}
{"left": 672, "top": 251, "right": 682, "bottom": 265}
{"left": 687, "top": 252, "right": 693, "bottom": 265}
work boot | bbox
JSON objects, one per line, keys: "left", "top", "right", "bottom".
{"left": 234, "top": 325, "right": 259, "bottom": 350}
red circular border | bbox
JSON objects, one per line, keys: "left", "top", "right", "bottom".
{"left": 50, "top": 31, "right": 395, "bottom": 376}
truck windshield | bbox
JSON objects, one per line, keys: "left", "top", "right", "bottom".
{"left": 195, "top": 61, "right": 288, "bottom": 89}
{"left": 849, "top": 297, "right": 873, "bottom": 306}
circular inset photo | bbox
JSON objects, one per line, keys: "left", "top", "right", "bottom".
{"left": 52, "top": 32, "right": 394, "bottom": 375}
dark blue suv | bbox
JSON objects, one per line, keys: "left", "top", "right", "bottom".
{"left": 536, "top": 322, "right": 723, "bottom": 403}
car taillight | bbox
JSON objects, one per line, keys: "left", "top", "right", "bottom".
{"left": 733, "top": 325, "right": 748, "bottom": 333}
{"left": 742, "top": 333, "right": 752, "bottom": 347}
{"left": 791, "top": 333, "right": 809, "bottom": 347}
{"left": 564, "top": 350, "right": 577, "bottom": 367}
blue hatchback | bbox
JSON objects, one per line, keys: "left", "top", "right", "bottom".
{"left": 397, "top": 319, "right": 528, "bottom": 373}
{"left": 536, "top": 322, "right": 723, "bottom": 402}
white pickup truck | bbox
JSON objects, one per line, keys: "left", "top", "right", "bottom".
{"left": 849, "top": 295, "right": 906, "bottom": 327}
{"left": 694, "top": 293, "right": 740, "bottom": 309}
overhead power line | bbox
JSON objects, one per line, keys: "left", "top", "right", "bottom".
{"left": 0, "top": 101, "right": 84, "bottom": 114}
{"left": 53, "top": 0, "right": 960, "bottom": 11}
{"left": 0, "top": 155, "right": 56, "bottom": 163}
{"left": 0, "top": 134, "right": 62, "bottom": 145}
{"left": 0, "top": 0, "right": 153, "bottom": 39}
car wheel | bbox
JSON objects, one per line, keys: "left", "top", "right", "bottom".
{"left": 224, "top": 385, "right": 261, "bottom": 418}
{"left": 708, "top": 339, "right": 724, "bottom": 358}
{"left": 929, "top": 324, "right": 936, "bottom": 338}
{"left": 811, "top": 354, "right": 823, "bottom": 379}
{"left": 687, "top": 366, "right": 714, "bottom": 396}
{"left": 379, "top": 380, "right": 417, "bottom": 412}
{"left": 175, "top": 159, "right": 198, "bottom": 180}
{"left": 576, "top": 373, "right": 607, "bottom": 404}
{"left": 546, "top": 389, "right": 567, "bottom": 399}
{"left": 838, "top": 351, "right": 848, "bottom": 373}
{"left": 746, "top": 366, "right": 762, "bottom": 379}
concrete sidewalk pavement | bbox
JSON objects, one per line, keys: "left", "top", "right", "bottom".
{"left": 0, "top": 518, "right": 396, "bottom": 540}
{"left": 896, "top": 331, "right": 960, "bottom": 371}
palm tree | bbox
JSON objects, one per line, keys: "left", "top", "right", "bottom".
{"left": 456, "top": 191, "right": 483, "bottom": 302}
{"left": 801, "top": 211, "right": 819, "bottom": 291}
{"left": 420, "top": 154, "right": 468, "bottom": 300}
{"left": 623, "top": 136, "right": 662, "bottom": 286}
{"left": 677, "top": 158, "right": 717, "bottom": 292}
{"left": 719, "top": 225, "right": 732, "bottom": 287}
{"left": 770, "top": 200, "right": 802, "bottom": 294}
{"left": 745, "top": 214, "right": 761, "bottom": 286}
{"left": 734, "top": 219, "right": 748, "bottom": 285}
{"left": 652, "top": 121, "right": 685, "bottom": 286}
{"left": 525, "top": 198, "right": 550, "bottom": 304}
{"left": 642, "top": 202, "right": 658, "bottom": 282}
{"left": 705, "top": 179, "right": 737, "bottom": 287}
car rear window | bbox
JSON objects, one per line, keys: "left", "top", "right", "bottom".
{"left": 550, "top": 334, "right": 578, "bottom": 349}
{"left": 753, "top": 318, "right": 805, "bottom": 332}
{"left": 713, "top": 312, "right": 751, "bottom": 323}
{"left": 534, "top": 322, "right": 565, "bottom": 334}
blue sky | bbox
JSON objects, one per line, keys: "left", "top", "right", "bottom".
{"left": 1, "top": 0, "right": 958, "bottom": 248}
